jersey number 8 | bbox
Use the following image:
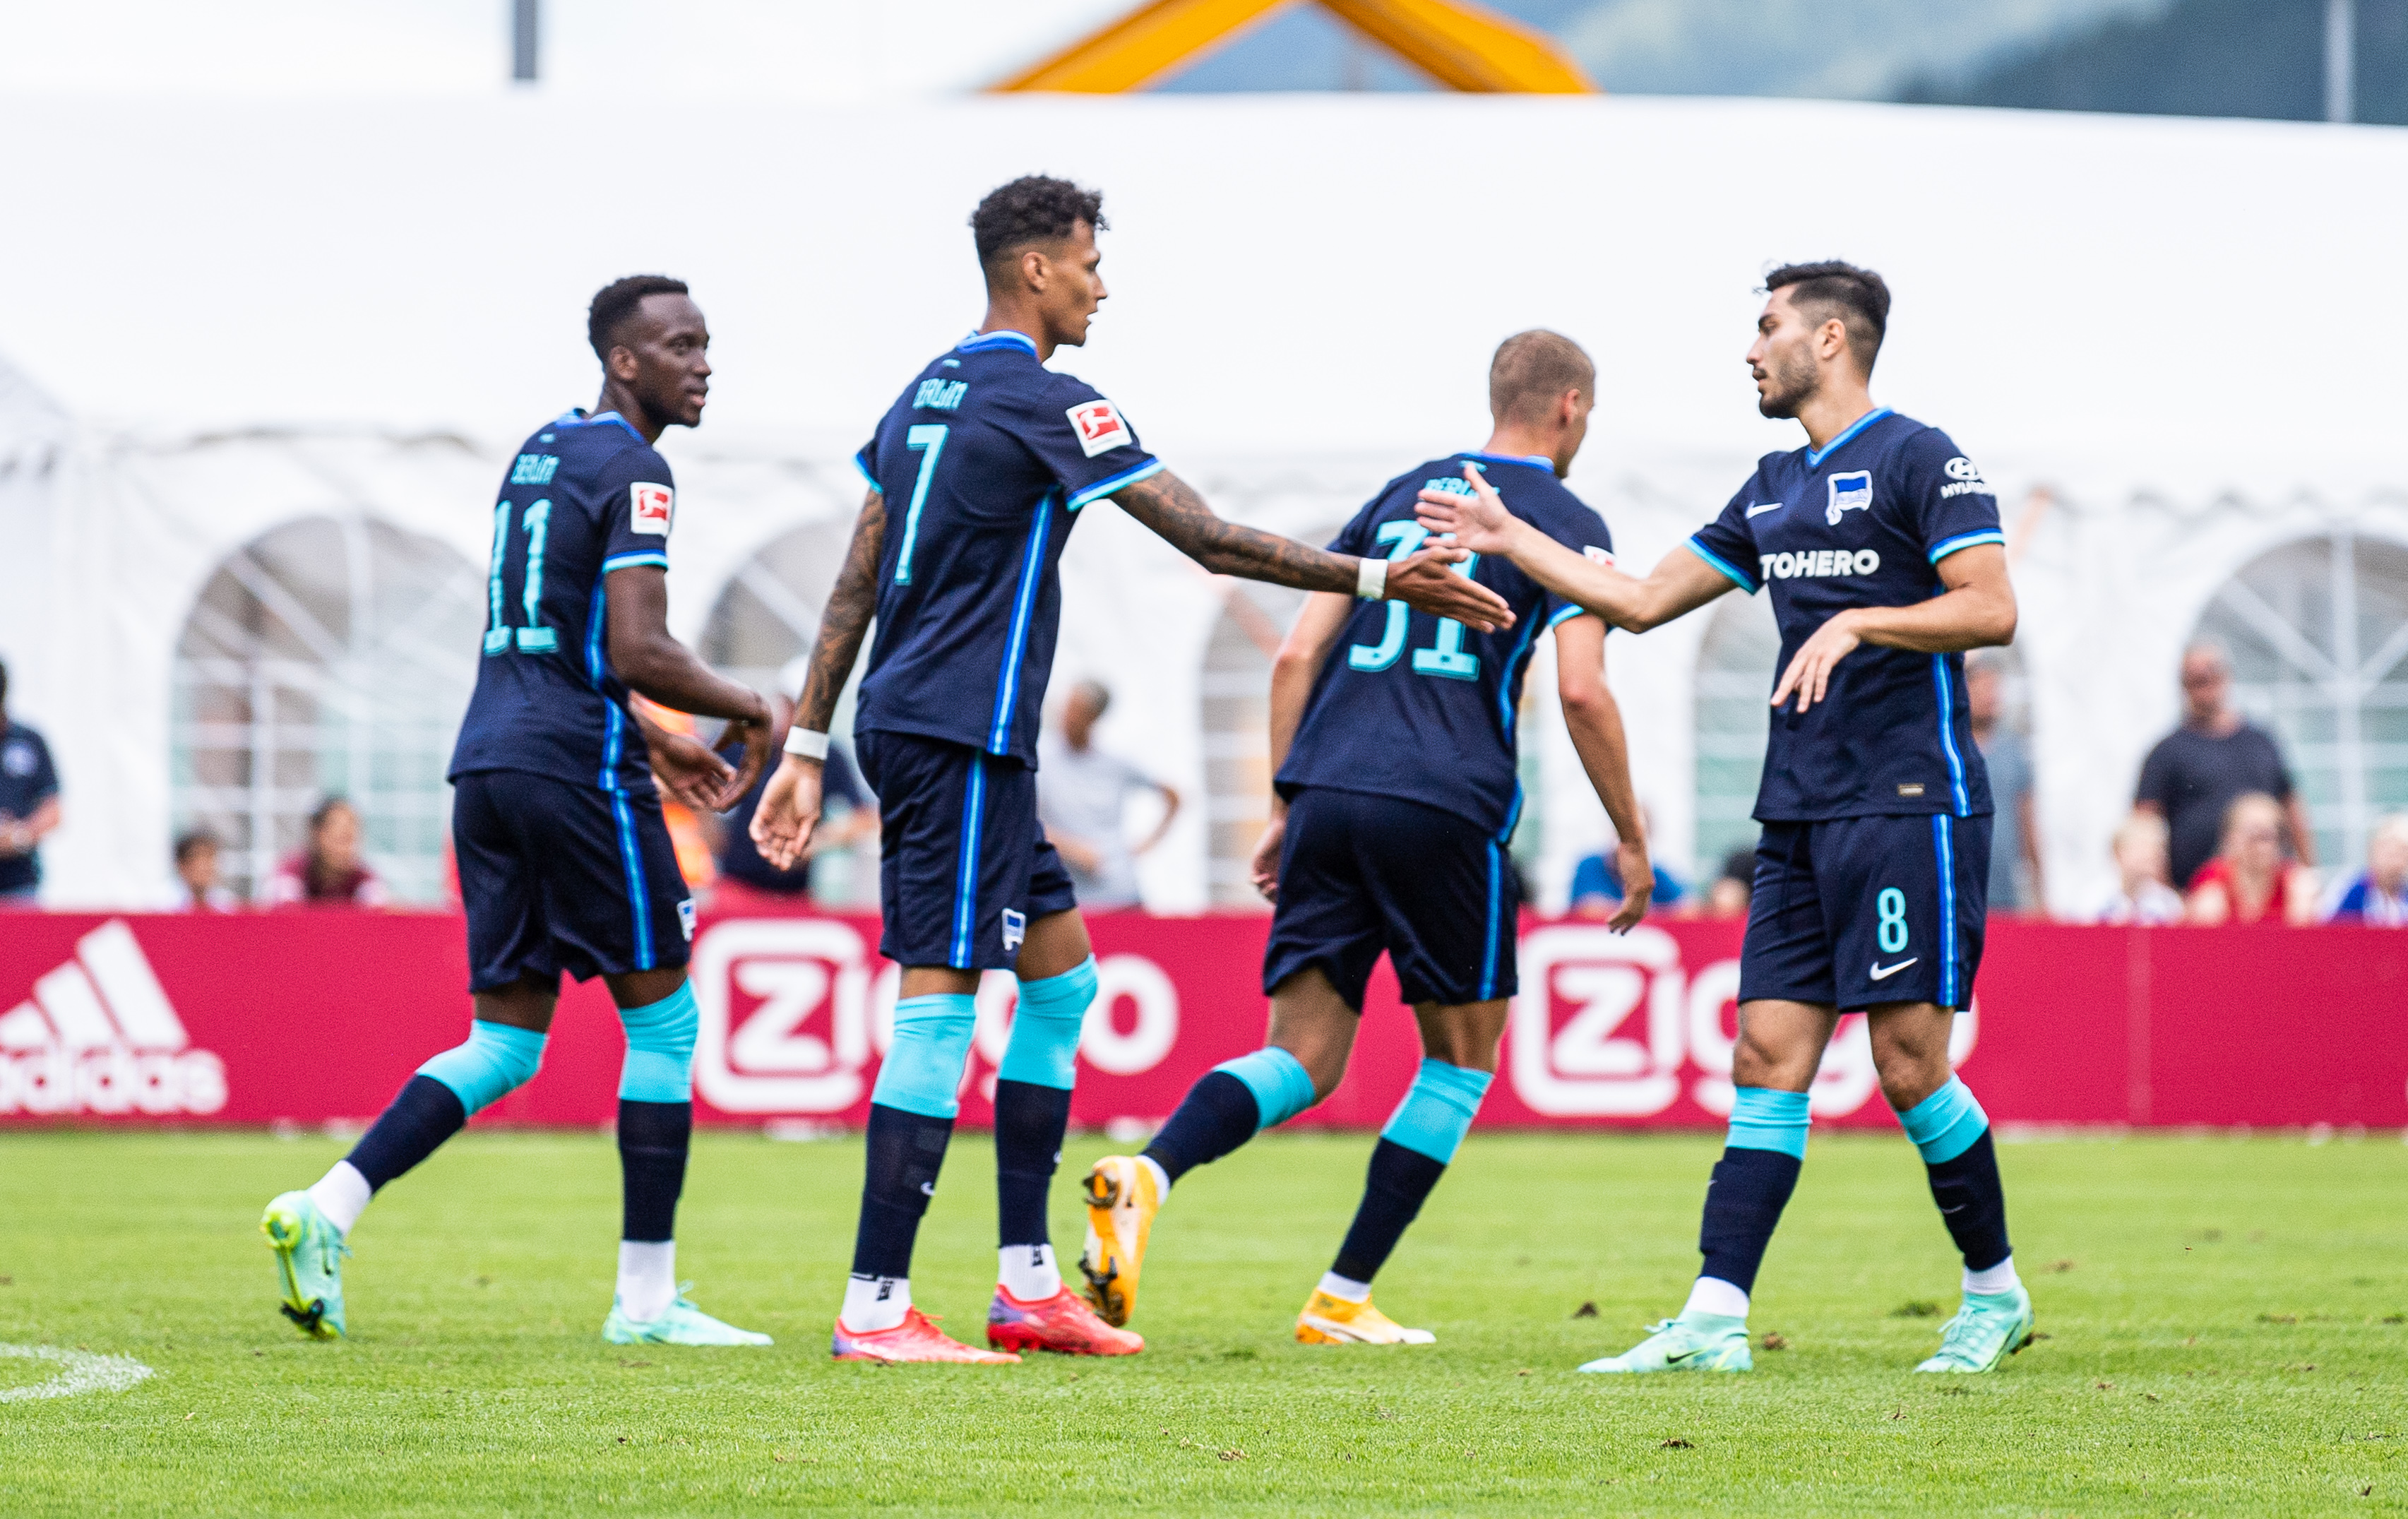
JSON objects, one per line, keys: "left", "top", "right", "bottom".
{"left": 1348, "top": 520, "right": 1481, "bottom": 680}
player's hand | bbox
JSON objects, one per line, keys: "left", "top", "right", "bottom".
{"left": 1607, "top": 841, "right": 1653, "bottom": 934}
{"left": 1414, "top": 465, "right": 1523, "bottom": 556}
{"left": 1385, "top": 549, "right": 1515, "bottom": 633}
{"left": 750, "top": 754, "right": 824, "bottom": 871}
{"left": 1248, "top": 811, "right": 1287, "bottom": 902}
{"left": 1770, "top": 609, "right": 1866, "bottom": 715}
{"left": 1053, "top": 833, "right": 1104, "bottom": 876}
{"left": 715, "top": 694, "right": 784, "bottom": 811}
{"left": 642, "top": 725, "right": 737, "bottom": 813}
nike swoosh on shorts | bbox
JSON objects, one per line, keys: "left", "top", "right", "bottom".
{"left": 1868, "top": 958, "right": 1919, "bottom": 981}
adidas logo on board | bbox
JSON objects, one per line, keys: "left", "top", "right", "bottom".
{"left": 0, "top": 920, "right": 226, "bottom": 1116}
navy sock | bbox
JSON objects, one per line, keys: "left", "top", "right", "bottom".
{"left": 617, "top": 1100, "right": 690, "bottom": 1243}
{"left": 1140, "top": 1071, "right": 1260, "bottom": 1184}
{"left": 1697, "top": 1146, "right": 1803, "bottom": 1295}
{"left": 993, "top": 1078, "right": 1072, "bottom": 1250}
{"left": 852, "top": 1102, "right": 955, "bottom": 1279}
{"left": 1330, "top": 1139, "right": 1448, "bottom": 1285}
{"left": 345, "top": 1075, "right": 467, "bottom": 1191}
{"left": 1924, "top": 1128, "right": 2013, "bottom": 1273}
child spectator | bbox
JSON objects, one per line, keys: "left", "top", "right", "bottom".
{"left": 2324, "top": 814, "right": 2408, "bottom": 927}
{"left": 2088, "top": 811, "right": 2183, "bottom": 926}
{"left": 2185, "top": 792, "right": 2315, "bottom": 926}
{"left": 172, "top": 828, "right": 239, "bottom": 912}
{"left": 266, "top": 797, "right": 388, "bottom": 908}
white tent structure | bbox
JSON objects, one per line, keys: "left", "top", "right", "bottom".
{"left": 2, "top": 95, "right": 2403, "bottom": 913}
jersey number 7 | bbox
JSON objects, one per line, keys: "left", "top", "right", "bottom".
{"left": 1347, "top": 519, "right": 1481, "bottom": 680}
{"left": 483, "top": 498, "right": 559, "bottom": 655}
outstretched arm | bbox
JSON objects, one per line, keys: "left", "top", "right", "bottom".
{"left": 1555, "top": 615, "right": 1650, "bottom": 932}
{"left": 1111, "top": 469, "right": 1515, "bottom": 634}
{"left": 1416, "top": 465, "right": 1732, "bottom": 633}
{"left": 751, "top": 488, "right": 888, "bottom": 870}
{"left": 1249, "top": 591, "right": 1355, "bottom": 900}
{"left": 605, "top": 568, "right": 777, "bottom": 809}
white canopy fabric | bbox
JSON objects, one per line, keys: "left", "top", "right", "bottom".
{"left": 1, "top": 95, "right": 2402, "bottom": 910}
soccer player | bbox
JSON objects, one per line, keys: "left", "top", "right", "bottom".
{"left": 1078, "top": 331, "right": 1655, "bottom": 1346}
{"left": 749, "top": 175, "right": 1513, "bottom": 1364}
{"left": 259, "top": 276, "right": 781, "bottom": 1348}
{"left": 1416, "top": 262, "right": 2032, "bottom": 1375}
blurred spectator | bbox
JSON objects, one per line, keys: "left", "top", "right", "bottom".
{"left": 171, "top": 828, "right": 239, "bottom": 912}
{"left": 1037, "top": 681, "right": 1179, "bottom": 912}
{"left": 2137, "top": 641, "right": 2313, "bottom": 890}
{"left": 0, "top": 657, "right": 62, "bottom": 906}
{"left": 266, "top": 797, "right": 388, "bottom": 908}
{"left": 2185, "top": 792, "right": 2315, "bottom": 926}
{"left": 1570, "top": 812, "right": 1685, "bottom": 917}
{"left": 1967, "top": 651, "right": 2044, "bottom": 915}
{"left": 1700, "top": 847, "right": 1754, "bottom": 920}
{"left": 719, "top": 739, "right": 878, "bottom": 905}
{"left": 2088, "top": 811, "right": 2183, "bottom": 926}
{"left": 2324, "top": 814, "right": 2408, "bottom": 927}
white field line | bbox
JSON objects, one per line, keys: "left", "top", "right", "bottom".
{"left": 0, "top": 1342, "right": 156, "bottom": 1402}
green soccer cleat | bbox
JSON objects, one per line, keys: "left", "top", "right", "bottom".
{"left": 261, "top": 1191, "right": 350, "bottom": 1340}
{"left": 1577, "top": 1311, "right": 1753, "bottom": 1374}
{"left": 602, "top": 1285, "right": 773, "bottom": 1347}
{"left": 1914, "top": 1285, "right": 2035, "bottom": 1373}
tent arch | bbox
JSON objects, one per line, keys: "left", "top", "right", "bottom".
{"left": 172, "top": 513, "right": 482, "bottom": 904}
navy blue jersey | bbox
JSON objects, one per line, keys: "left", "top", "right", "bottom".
{"left": 1277, "top": 453, "right": 1610, "bottom": 840}
{"left": 1688, "top": 408, "right": 2004, "bottom": 822}
{"left": 449, "top": 410, "right": 676, "bottom": 795}
{"left": 853, "top": 330, "right": 1162, "bottom": 765}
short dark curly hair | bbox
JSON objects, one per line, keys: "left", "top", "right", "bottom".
{"left": 1764, "top": 261, "right": 1890, "bottom": 375}
{"left": 970, "top": 176, "right": 1107, "bottom": 273}
{"left": 588, "top": 275, "right": 690, "bottom": 362}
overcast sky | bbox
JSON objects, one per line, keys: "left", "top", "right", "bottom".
{"left": 0, "top": 0, "right": 1132, "bottom": 98}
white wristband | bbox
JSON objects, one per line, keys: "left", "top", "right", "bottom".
{"left": 1356, "top": 556, "right": 1388, "bottom": 601}
{"left": 784, "top": 727, "right": 830, "bottom": 761}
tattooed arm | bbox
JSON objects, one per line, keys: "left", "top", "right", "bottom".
{"left": 749, "top": 488, "right": 887, "bottom": 870}
{"left": 1110, "top": 470, "right": 1515, "bottom": 633}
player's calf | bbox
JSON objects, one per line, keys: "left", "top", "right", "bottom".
{"left": 1078, "top": 1045, "right": 1319, "bottom": 1326}
{"left": 259, "top": 1018, "right": 547, "bottom": 1338}
{"left": 1894, "top": 1075, "right": 2032, "bottom": 1371}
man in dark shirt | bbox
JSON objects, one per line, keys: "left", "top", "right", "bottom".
{"left": 2135, "top": 641, "right": 2312, "bottom": 890}
{"left": 0, "top": 660, "right": 62, "bottom": 905}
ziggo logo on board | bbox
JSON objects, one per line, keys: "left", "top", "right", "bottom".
{"left": 1508, "top": 925, "right": 1976, "bottom": 1118}
{"left": 691, "top": 919, "right": 1179, "bottom": 1115}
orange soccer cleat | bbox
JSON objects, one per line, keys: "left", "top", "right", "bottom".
{"left": 986, "top": 1285, "right": 1145, "bottom": 1357}
{"left": 830, "top": 1306, "right": 1021, "bottom": 1364}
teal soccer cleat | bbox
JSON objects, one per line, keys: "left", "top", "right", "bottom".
{"left": 1577, "top": 1312, "right": 1753, "bottom": 1374}
{"left": 261, "top": 1191, "right": 350, "bottom": 1340}
{"left": 602, "top": 1285, "right": 774, "bottom": 1347}
{"left": 1914, "top": 1285, "right": 2035, "bottom": 1372}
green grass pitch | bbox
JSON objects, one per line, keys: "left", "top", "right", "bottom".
{"left": 2, "top": 1127, "right": 2404, "bottom": 1515}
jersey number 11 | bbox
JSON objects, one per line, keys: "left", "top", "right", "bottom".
{"left": 484, "top": 498, "right": 558, "bottom": 655}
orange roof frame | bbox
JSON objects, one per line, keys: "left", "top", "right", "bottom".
{"left": 992, "top": 0, "right": 1597, "bottom": 95}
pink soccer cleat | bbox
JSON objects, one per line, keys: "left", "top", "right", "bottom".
{"left": 987, "top": 1285, "right": 1145, "bottom": 1357}
{"left": 831, "top": 1306, "right": 1020, "bottom": 1364}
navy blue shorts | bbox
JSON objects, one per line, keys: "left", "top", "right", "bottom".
{"left": 856, "top": 730, "right": 1077, "bottom": 972}
{"left": 1262, "top": 787, "right": 1518, "bottom": 1010}
{"left": 1739, "top": 813, "right": 1990, "bottom": 1012}
{"left": 452, "top": 769, "right": 694, "bottom": 993}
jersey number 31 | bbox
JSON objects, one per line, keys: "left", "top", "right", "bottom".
{"left": 1348, "top": 520, "right": 1480, "bottom": 679}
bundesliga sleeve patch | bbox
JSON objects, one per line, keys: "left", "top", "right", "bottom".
{"left": 1066, "top": 399, "right": 1133, "bottom": 459}
{"left": 1583, "top": 545, "right": 1616, "bottom": 566}
{"left": 630, "top": 483, "right": 674, "bottom": 536}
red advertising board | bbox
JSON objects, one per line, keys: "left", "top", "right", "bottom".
{"left": 2, "top": 910, "right": 2403, "bottom": 1131}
